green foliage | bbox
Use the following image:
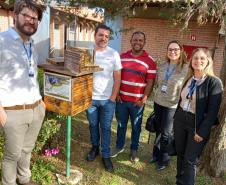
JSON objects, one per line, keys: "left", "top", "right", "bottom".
{"left": 174, "top": 0, "right": 226, "bottom": 31}
{"left": 0, "top": 131, "right": 4, "bottom": 160}
{"left": 71, "top": 0, "right": 135, "bottom": 18}
{"left": 34, "top": 118, "right": 61, "bottom": 153}
{"left": 196, "top": 175, "right": 213, "bottom": 185}
{"left": 38, "top": 69, "right": 44, "bottom": 96}
{"left": 31, "top": 159, "right": 55, "bottom": 185}
{"left": 221, "top": 171, "right": 226, "bottom": 181}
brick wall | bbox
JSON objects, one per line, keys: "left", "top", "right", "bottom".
{"left": 0, "top": 9, "right": 13, "bottom": 32}
{"left": 122, "top": 18, "right": 225, "bottom": 76}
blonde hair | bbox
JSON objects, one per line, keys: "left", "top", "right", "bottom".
{"left": 185, "top": 48, "right": 215, "bottom": 81}
{"left": 166, "top": 40, "right": 188, "bottom": 73}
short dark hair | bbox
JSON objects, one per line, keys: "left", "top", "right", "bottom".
{"left": 14, "top": 0, "right": 44, "bottom": 21}
{"left": 131, "top": 31, "right": 146, "bottom": 41}
{"left": 94, "top": 24, "right": 111, "bottom": 35}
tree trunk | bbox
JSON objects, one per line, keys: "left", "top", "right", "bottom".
{"left": 199, "top": 15, "right": 226, "bottom": 177}
{"left": 220, "top": 15, "right": 226, "bottom": 85}
{"left": 199, "top": 81, "right": 226, "bottom": 177}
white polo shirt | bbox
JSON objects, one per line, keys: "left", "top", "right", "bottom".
{"left": 0, "top": 28, "right": 42, "bottom": 107}
{"left": 92, "top": 46, "right": 122, "bottom": 100}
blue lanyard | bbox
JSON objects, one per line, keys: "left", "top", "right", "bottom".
{"left": 187, "top": 79, "right": 197, "bottom": 99}
{"left": 22, "top": 42, "right": 32, "bottom": 64}
{"left": 165, "top": 64, "right": 177, "bottom": 81}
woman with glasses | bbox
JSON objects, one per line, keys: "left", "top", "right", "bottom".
{"left": 174, "top": 48, "right": 223, "bottom": 185}
{"left": 150, "top": 40, "right": 188, "bottom": 171}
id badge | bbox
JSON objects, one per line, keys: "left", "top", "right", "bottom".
{"left": 28, "top": 65, "right": 35, "bottom": 77}
{"left": 183, "top": 100, "right": 190, "bottom": 111}
{"left": 161, "top": 84, "right": 168, "bottom": 93}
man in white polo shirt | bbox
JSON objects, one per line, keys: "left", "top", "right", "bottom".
{"left": 0, "top": 1, "right": 45, "bottom": 184}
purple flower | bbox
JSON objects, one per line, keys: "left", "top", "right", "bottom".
{"left": 44, "top": 147, "right": 60, "bottom": 156}
{"left": 51, "top": 147, "right": 60, "bottom": 155}
{"left": 44, "top": 149, "right": 52, "bottom": 156}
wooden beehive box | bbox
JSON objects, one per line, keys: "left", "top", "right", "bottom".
{"left": 64, "top": 47, "right": 100, "bottom": 73}
{"left": 47, "top": 57, "right": 64, "bottom": 66}
{"left": 43, "top": 72, "right": 93, "bottom": 116}
{"left": 39, "top": 46, "right": 102, "bottom": 116}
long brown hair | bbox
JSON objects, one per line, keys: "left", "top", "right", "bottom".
{"left": 166, "top": 40, "right": 188, "bottom": 73}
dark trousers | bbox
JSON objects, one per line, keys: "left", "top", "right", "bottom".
{"left": 174, "top": 108, "right": 207, "bottom": 185}
{"left": 152, "top": 102, "right": 176, "bottom": 166}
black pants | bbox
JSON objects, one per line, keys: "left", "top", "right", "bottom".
{"left": 152, "top": 102, "right": 176, "bottom": 166}
{"left": 174, "top": 108, "right": 207, "bottom": 185}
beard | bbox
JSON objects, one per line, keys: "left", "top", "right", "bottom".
{"left": 132, "top": 44, "right": 144, "bottom": 53}
{"left": 15, "top": 20, "right": 37, "bottom": 37}
{"left": 96, "top": 40, "right": 108, "bottom": 49}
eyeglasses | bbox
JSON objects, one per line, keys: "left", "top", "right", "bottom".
{"left": 168, "top": 48, "right": 180, "bottom": 53}
{"left": 20, "top": 13, "right": 39, "bottom": 23}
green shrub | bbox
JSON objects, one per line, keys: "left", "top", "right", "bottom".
{"left": 34, "top": 118, "right": 61, "bottom": 153}
{"left": 38, "top": 69, "right": 44, "bottom": 96}
{"left": 31, "top": 159, "right": 55, "bottom": 185}
{"left": 0, "top": 131, "right": 4, "bottom": 160}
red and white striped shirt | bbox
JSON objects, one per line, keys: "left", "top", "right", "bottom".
{"left": 119, "top": 50, "right": 156, "bottom": 102}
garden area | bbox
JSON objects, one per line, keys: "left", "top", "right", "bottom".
{"left": 0, "top": 105, "right": 225, "bottom": 185}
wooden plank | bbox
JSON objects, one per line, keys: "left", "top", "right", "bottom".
{"left": 47, "top": 57, "right": 64, "bottom": 66}
{"left": 38, "top": 63, "right": 102, "bottom": 77}
{"left": 71, "top": 74, "right": 93, "bottom": 115}
{"left": 71, "top": 101, "right": 91, "bottom": 115}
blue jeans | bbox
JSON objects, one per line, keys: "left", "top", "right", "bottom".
{"left": 115, "top": 101, "right": 144, "bottom": 151}
{"left": 86, "top": 99, "right": 116, "bottom": 158}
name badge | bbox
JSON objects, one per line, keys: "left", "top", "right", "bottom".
{"left": 161, "top": 84, "right": 168, "bottom": 93}
{"left": 183, "top": 100, "right": 190, "bottom": 111}
{"left": 28, "top": 65, "right": 35, "bottom": 77}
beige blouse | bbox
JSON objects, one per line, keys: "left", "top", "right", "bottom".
{"left": 154, "top": 61, "right": 189, "bottom": 108}
{"left": 180, "top": 76, "right": 206, "bottom": 114}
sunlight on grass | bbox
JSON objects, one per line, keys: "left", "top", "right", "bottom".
{"left": 196, "top": 175, "right": 213, "bottom": 185}
{"left": 0, "top": 103, "right": 224, "bottom": 185}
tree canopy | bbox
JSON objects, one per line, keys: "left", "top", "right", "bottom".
{"left": 67, "top": 0, "right": 226, "bottom": 31}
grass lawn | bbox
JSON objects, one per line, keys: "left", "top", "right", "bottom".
{"left": 0, "top": 105, "right": 225, "bottom": 185}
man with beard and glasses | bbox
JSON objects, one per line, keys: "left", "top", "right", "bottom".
{"left": 0, "top": 1, "right": 45, "bottom": 184}
{"left": 86, "top": 25, "right": 122, "bottom": 172}
{"left": 111, "top": 31, "right": 156, "bottom": 162}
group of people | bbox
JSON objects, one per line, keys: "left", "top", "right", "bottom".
{"left": 0, "top": 1, "right": 223, "bottom": 185}
{"left": 86, "top": 26, "right": 156, "bottom": 172}
{"left": 85, "top": 25, "right": 223, "bottom": 185}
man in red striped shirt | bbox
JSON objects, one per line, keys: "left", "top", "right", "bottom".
{"left": 111, "top": 31, "right": 156, "bottom": 162}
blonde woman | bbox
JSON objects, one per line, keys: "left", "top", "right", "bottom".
{"left": 174, "top": 48, "right": 223, "bottom": 185}
{"left": 150, "top": 40, "right": 188, "bottom": 171}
